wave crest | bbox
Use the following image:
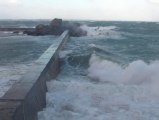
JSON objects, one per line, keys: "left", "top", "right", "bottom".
{"left": 88, "top": 54, "right": 159, "bottom": 96}
{"left": 81, "top": 25, "right": 122, "bottom": 39}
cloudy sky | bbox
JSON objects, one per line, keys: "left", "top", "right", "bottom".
{"left": 0, "top": 0, "right": 159, "bottom": 21}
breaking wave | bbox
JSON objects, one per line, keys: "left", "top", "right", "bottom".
{"left": 81, "top": 25, "right": 123, "bottom": 39}
{"left": 38, "top": 21, "right": 159, "bottom": 120}
{"left": 88, "top": 54, "right": 159, "bottom": 96}
{"left": 38, "top": 54, "right": 159, "bottom": 120}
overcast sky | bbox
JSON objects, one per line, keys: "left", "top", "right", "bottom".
{"left": 0, "top": 0, "right": 159, "bottom": 21}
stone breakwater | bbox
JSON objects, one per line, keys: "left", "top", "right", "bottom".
{"left": 0, "top": 18, "right": 87, "bottom": 37}
{"left": 0, "top": 31, "right": 70, "bottom": 120}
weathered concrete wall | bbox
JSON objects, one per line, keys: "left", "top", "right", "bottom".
{"left": 0, "top": 31, "right": 70, "bottom": 120}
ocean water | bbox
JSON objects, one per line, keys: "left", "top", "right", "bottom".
{"left": 1, "top": 20, "right": 159, "bottom": 119}
{"left": 38, "top": 21, "right": 159, "bottom": 120}
{"left": 0, "top": 20, "right": 49, "bottom": 28}
{"left": 0, "top": 21, "right": 58, "bottom": 97}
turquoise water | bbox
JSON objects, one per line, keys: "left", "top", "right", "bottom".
{"left": 39, "top": 21, "right": 159, "bottom": 120}
{"left": 58, "top": 21, "right": 159, "bottom": 76}
{"left": 1, "top": 20, "right": 159, "bottom": 119}
{"left": 55, "top": 21, "right": 159, "bottom": 85}
{"left": 0, "top": 27, "right": 58, "bottom": 97}
{"left": 0, "top": 35, "right": 57, "bottom": 65}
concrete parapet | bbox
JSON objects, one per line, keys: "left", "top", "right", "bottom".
{"left": 0, "top": 30, "right": 70, "bottom": 120}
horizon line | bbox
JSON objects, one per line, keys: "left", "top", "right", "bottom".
{"left": 0, "top": 18, "right": 159, "bottom": 23}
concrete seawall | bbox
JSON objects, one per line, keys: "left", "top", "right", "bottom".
{"left": 0, "top": 31, "right": 70, "bottom": 120}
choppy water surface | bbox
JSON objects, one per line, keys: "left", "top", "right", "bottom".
{"left": 38, "top": 21, "right": 159, "bottom": 120}
{"left": 1, "top": 20, "right": 159, "bottom": 119}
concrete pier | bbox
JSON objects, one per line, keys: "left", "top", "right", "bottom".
{"left": 0, "top": 30, "right": 70, "bottom": 120}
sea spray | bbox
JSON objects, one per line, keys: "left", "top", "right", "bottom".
{"left": 81, "top": 25, "right": 123, "bottom": 39}
{"left": 37, "top": 21, "right": 159, "bottom": 120}
{"left": 39, "top": 79, "right": 159, "bottom": 120}
{"left": 38, "top": 54, "right": 159, "bottom": 120}
{"left": 88, "top": 54, "right": 159, "bottom": 97}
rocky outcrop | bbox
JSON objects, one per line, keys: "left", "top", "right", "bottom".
{"left": 0, "top": 28, "right": 34, "bottom": 33}
{"left": 24, "top": 18, "right": 87, "bottom": 37}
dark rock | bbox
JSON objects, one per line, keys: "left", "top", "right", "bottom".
{"left": 35, "top": 24, "right": 46, "bottom": 35}
{"left": 13, "top": 31, "right": 20, "bottom": 34}
{"left": 50, "top": 18, "right": 62, "bottom": 28}
{"left": 0, "top": 28, "right": 34, "bottom": 35}
{"left": 23, "top": 30, "right": 36, "bottom": 36}
{"left": 35, "top": 24, "right": 50, "bottom": 35}
{"left": 24, "top": 18, "right": 87, "bottom": 37}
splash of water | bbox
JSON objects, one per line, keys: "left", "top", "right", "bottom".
{"left": 88, "top": 54, "right": 159, "bottom": 96}
{"left": 81, "top": 25, "right": 122, "bottom": 39}
{"left": 38, "top": 54, "right": 159, "bottom": 120}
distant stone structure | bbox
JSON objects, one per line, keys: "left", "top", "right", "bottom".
{"left": 24, "top": 18, "right": 87, "bottom": 37}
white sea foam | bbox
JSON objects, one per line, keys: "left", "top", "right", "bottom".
{"left": 0, "top": 64, "right": 32, "bottom": 97}
{"left": 2, "top": 31, "right": 14, "bottom": 34}
{"left": 88, "top": 43, "right": 96, "bottom": 48}
{"left": 81, "top": 25, "right": 122, "bottom": 39}
{"left": 88, "top": 54, "right": 159, "bottom": 96}
{"left": 88, "top": 44, "right": 108, "bottom": 53}
{"left": 38, "top": 54, "right": 159, "bottom": 120}
{"left": 39, "top": 80, "right": 159, "bottom": 120}
{"left": 59, "top": 50, "right": 73, "bottom": 58}
{"left": 19, "top": 25, "right": 29, "bottom": 28}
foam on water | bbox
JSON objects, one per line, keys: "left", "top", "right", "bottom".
{"left": 88, "top": 54, "right": 159, "bottom": 96}
{"left": 81, "top": 25, "right": 122, "bottom": 39}
{"left": 38, "top": 54, "right": 159, "bottom": 120}
{"left": 59, "top": 50, "right": 73, "bottom": 59}
{"left": 0, "top": 31, "right": 15, "bottom": 37}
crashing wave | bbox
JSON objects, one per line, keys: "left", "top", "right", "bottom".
{"left": 81, "top": 25, "right": 123, "bottom": 39}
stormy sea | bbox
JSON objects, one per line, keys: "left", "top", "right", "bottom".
{"left": 1, "top": 20, "right": 159, "bottom": 119}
